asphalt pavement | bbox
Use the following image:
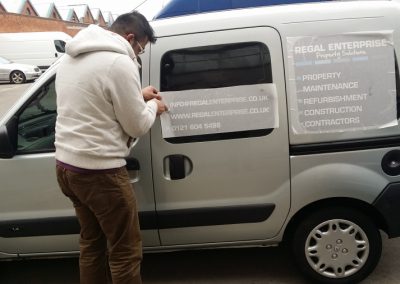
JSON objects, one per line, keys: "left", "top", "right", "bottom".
{"left": 0, "top": 82, "right": 31, "bottom": 119}
{"left": 1, "top": 235, "right": 400, "bottom": 284}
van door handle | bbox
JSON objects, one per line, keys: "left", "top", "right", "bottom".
{"left": 126, "top": 158, "right": 140, "bottom": 171}
{"left": 125, "top": 158, "right": 140, "bottom": 183}
{"left": 55, "top": 53, "right": 58, "bottom": 58}
{"left": 164, "top": 154, "right": 193, "bottom": 180}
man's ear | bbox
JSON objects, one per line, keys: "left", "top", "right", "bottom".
{"left": 126, "top": 33, "right": 134, "bottom": 41}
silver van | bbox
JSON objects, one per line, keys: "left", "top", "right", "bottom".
{"left": 1, "top": 1, "right": 400, "bottom": 283}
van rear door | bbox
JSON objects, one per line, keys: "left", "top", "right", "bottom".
{"left": 150, "top": 27, "right": 290, "bottom": 245}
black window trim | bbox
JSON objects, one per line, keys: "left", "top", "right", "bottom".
{"left": 15, "top": 75, "right": 57, "bottom": 155}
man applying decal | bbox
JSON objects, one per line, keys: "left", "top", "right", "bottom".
{"left": 55, "top": 11, "right": 167, "bottom": 284}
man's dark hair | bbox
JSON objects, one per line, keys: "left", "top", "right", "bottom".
{"left": 111, "top": 11, "right": 156, "bottom": 43}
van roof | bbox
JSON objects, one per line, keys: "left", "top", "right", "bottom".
{"left": 154, "top": 0, "right": 391, "bottom": 19}
{"left": 152, "top": 1, "right": 398, "bottom": 37}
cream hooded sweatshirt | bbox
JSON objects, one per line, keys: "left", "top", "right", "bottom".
{"left": 55, "top": 25, "right": 158, "bottom": 169}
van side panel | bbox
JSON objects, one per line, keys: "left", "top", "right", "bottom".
{"left": 281, "top": 15, "right": 400, "bottom": 229}
{"left": 0, "top": 40, "right": 56, "bottom": 68}
{"left": 0, "top": 32, "right": 71, "bottom": 70}
{"left": 290, "top": 148, "right": 390, "bottom": 212}
{"left": 282, "top": 14, "right": 400, "bottom": 145}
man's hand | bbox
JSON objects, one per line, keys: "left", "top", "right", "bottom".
{"left": 143, "top": 85, "right": 168, "bottom": 115}
{"left": 142, "top": 86, "right": 161, "bottom": 101}
{"left": 154, "top": 99, "right": 168, "bottom": 116}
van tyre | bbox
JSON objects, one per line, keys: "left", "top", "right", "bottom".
{"left": 292, "top": 207, "right": 382, "bottom": 284}
{"left": 10, "top": 70, "right": 26, "bottom": 84}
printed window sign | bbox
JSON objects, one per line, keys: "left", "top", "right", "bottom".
{"left": 287, "top": 31, "right": 397, "bottom": 134}
{"left": 160, "top": 84, "right": 278, "bottom": 138}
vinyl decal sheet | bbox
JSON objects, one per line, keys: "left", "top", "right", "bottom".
{"left": 287, "top": 31, "right": 397, "bottom": 134}
{"left": 160, "top": 84, "right": 278, "bottom": 138}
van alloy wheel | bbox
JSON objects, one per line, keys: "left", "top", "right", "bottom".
{"left": 292, "top": 207, "right": 382, "bottom": 284}
{"left": 10, "top": 70, "right": 26, "bottom": 84}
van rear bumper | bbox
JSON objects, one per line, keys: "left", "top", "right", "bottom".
{"left": 373, "top": 183, "right": 400, "bottom": 238}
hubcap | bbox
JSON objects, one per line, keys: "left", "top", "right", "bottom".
{"left": 305, "top": 219, "right": 369, "bottom": 278}
{"left": 12, "top": 72, "right": 23, "bottom": 83}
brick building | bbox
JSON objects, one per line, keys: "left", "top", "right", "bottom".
{"left": 34, "top": 3, "right": 62, "bottom": 20}
{"left": 68, "top": 4, "right": 95, "bottom": 25}
{"left": 0, "top": 0, "right": 112, "bottom": 37}
{"left": 2, "top": 0, "right": 38, "bottom": 16}
{"left": 57, "top": 7, "right": 80, "bottom": 23}
{"left": 91, "top": 8, "right": 106, "bottom": 27}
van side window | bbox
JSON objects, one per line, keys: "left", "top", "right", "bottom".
{"left": 54, "top": 40, "right": 66, "bottom": 53}
{"left": 161, "top": 42, "right": 272, "bottom": 91}
{"left": 17, "top": 78, "right": 57, "bottom": 154}
{"left": 160, "top": 42, "right": 273, "bottom": 143}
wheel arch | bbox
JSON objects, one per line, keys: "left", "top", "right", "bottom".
{"left": 282, "top": 197, "right": 388, "bottom": 244}
{"left": 9, "top": 69, "right": 23, "bottom": 77}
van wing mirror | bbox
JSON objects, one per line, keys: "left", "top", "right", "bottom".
{"left": 0, "top": 116, "right": 18, "bottom": 159}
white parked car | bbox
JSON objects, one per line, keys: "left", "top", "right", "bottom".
{"left": 0, "top": 56, "right": 42, "bottom": 84}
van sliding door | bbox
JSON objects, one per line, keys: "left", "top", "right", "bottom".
{"left": 150, "top": 27, "right": 290, "bottom": 245}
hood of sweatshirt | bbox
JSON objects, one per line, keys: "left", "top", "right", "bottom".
{"left": 65, "top": 25, "right": 136, "bottom": 60}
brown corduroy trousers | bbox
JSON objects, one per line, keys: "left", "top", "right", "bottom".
{"left": 56, "top": 165, "right": 143, "bottom": 284}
